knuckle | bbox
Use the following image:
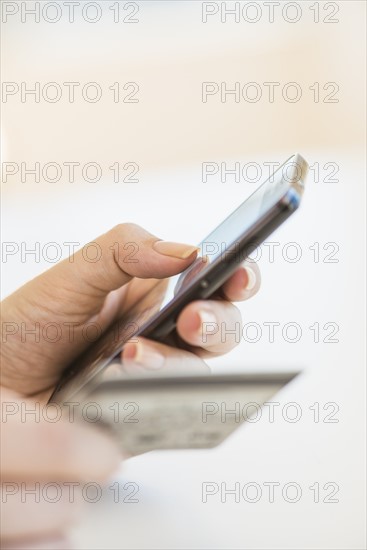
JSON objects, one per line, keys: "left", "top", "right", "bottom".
{"left": 111, "top": 222, "right": 140, "bottom": 238}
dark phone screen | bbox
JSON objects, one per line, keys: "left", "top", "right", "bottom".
{"left": 51, "top": 156, "right": 303, "bottom": 401}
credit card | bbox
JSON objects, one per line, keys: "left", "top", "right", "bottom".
{"left": 73, "top": 372, "right": 299, "bottom": 454}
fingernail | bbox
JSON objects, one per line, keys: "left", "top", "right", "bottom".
{"left": 153, "top": 240, "right": 199, "bottom": 260}
{"left": 197, "top": 309, "right": 217, "bottom": 334}
{"left": 244, "top": 267, "right": 257, "bottom": 291}
{"left": 124, "top": 341, "right": 165, "bottom": 370}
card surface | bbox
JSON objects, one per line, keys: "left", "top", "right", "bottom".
{"left": 75, "top": 372, "right": 299, "bottom": 454}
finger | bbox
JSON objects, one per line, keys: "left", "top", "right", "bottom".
{"left": 1, "top": 400, "right": 121, "bottom": 483}
{"left": 176, "top": 299, "right": 242, "bottom": 354}
{"left": 219, "top": 262, "right": 261, "bottom": 302}
{"left": 121, "top": 337, "right": 209, "bottom": 375}
{"left": 3, "top": 224, "right": 198, "bottom": 321}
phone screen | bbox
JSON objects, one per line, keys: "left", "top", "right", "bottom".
{"left": 50, "top": 154, "right": 306, "bottom": 402}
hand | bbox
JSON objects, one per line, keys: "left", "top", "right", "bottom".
{"left": 0, "top": 223, "right": 260, "bottom": 544}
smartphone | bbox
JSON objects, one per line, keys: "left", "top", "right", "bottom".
{"left": 50, "top": 153, "right": 308, "bottom": 404}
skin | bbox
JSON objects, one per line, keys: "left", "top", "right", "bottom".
{"left": 0, "top": 223, "right": 260, "bottom": 545}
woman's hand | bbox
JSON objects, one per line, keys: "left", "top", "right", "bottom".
{"left": 0, "top": 223, "right": 260, "bottom": 544}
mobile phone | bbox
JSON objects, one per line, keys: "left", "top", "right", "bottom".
{"left": 71, "top": 371, "right": 300, "bottom": 453}
{"left": 50, "top": 153, "right": 308, "bottom": 404}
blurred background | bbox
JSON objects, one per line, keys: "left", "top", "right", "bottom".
{"left": 1, "top": 1, "right": 366, "bottom": 548}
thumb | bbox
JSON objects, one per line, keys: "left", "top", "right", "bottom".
{"left": 30, "top": 223, "right": 198, "bottom": 310}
